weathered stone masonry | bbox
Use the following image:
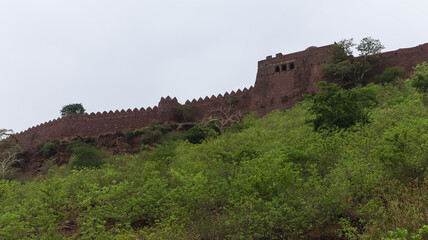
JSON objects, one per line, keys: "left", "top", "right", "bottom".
{"left": 14, "top": 43, "right": 428, "bottom": 150}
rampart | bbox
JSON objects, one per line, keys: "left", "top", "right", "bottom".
{"left": 13, "top": 42, "right": 428, "bottom": 150}
{"left": 14, "top": 88, "right": 253, "bottom": 150}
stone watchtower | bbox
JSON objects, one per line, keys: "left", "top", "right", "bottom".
{"left": 249, "top": 45, "right": 332, "bottom": 115}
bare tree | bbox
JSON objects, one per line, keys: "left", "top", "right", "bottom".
{"left": 0, "top": 129, "right": 13, "bottom": 140}
{"left": 0, "top": 129, "right": 21, "bottom": 179}
{"left": 0, "top": 151, "right": 20, "bottom": 179}
{"left": 205, "top": 99, "right": 243, "bottom": 134}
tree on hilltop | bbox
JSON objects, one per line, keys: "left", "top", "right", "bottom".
{"left": 60, "top": 103, "right": 86, "bottom": 117}
{"left": 322, "top": 37, "right": 385, "bottom": 88}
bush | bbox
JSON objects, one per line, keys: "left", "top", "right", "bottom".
{"left": 374, "top": 67, "right": 406, "bottom": 84}
{"left": 184, "top": 125, "right": 206, "bottom": 144}
{"left": 411, "top": 61, "right": 428, "bottom": 92}
{"left": 124, "top": 129, "right": 144, "bottom": 144}
{"left": 306, "top": 81, "right": 377, "bottom": 132}
{"left": 60, "top": 103, "right": 85, "bottom": 117}
{"left": 41, "top": 142, "right": 55, "bottom": 158}
{"left": 70, "top": 145, "right": 106, "bottom": 169}
{"left": 227, "top": 97, "right": 239, "bottom": 107}
{"left": 141, "top": 121, "right": 172, "bottom": 145}
{"left": 183, "top": 122, "right": 222, "bottom": 144}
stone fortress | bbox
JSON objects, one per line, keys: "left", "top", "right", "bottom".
{"left": 14, "top": 43, "right": 428, "bottom": 150}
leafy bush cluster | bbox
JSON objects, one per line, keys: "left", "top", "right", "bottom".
{"left": 184, "top": 122, "right": 221, "bottom": 144}
{"left": 69, "top": 145, "right": 106, "bottom": 170}
{"left": 125, "top": 121, "right": 175, "bottom": 147}
{"left": 306, "top": 81, "right": 378, "bottom": 132}
{"left": 375, "top": 66, "right": 406, "bottom": 85}
{"left": 41, "top": 142, "right": 56, "bottom": 158}
{"left": 60, "top": 103, "right": 86, "bottom": 117}
{"left": 322, "top": 37, "right": 384, "bottom": 88}
{"left": 2, "top": 74, "right": 428, "bottom": 239}
{"left": 411, "top": 61, "right": 428, "bottom": 93}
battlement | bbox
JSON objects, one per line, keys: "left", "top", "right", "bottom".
{"left": 258, "top": 44, "right": 332, "bottom": 68}
{"left": 14, "top": 86, "right": 254, "bottom": 149}
{"left": 11, "top": 42, "right": 428, "bottom": 150}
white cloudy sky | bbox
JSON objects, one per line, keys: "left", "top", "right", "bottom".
{"left": 1, "top": 0, "right": 428, "bottom": 133}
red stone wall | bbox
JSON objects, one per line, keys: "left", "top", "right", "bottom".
{"left": 13, "top": 43, "right": 428, "bottom": 150}
{"left": 14, "top": 89, "right": 253, "bottom": 150}
{"left": 377, "top": 43, "right": 428, "bottom": 76}
{"left": 250, "top": 45, "right": 332, "bottom": 115}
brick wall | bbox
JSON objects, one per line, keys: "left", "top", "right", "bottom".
{"left": 13, "top": 43, "right": 428, "bottom": 150}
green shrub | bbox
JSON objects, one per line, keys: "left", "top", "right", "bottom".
{"left": 411, "top": 61, "right": 428, "bottom": 92}
{"left": 159, "top": 131, "right": 184, "bottom": 142}
{"left": 375, "top": 66, "right": 406, "bottom": 84}
{"left": 70, "top": 145, "right": 106, "bottom": 169}
{"left": 205, "top": 120, "right": 221, "bottom": 134}
{"left": 306, "top": 81, "right": 377, "bottom": 132}
{"left": 124, "top": 129, "right": 145, "bottom": 144}
{"left": 229, "top": 112, "right": 257, "bottom": 132}
{"left": 41, "top": 142, "right": 55, "bottom": 158}
{"left": 141, "top": 121, "right": 172, "bottom": 145}
{"left": 66, "top": 140, "right": 88, "bottom": 154}
{"left": 184, "top": 125, "right": 206, "bottom": 144}
{"left": 227, "top": 97, "right": 239, "bottom": 107}
{"left": 3, "top": 80, "right": 428, "bottom": 239}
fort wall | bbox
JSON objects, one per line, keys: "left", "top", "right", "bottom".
{"left": 378, "top": 43, "right": 428, "bottom": 74}
{"left": 250, "top": 45, "right": 332, "bottom": 115}
{"left": 14, "top": 88, "right": 253, "bottom": 150}
{"left": 13, "top": 43, "right": 428, "bottom": 150}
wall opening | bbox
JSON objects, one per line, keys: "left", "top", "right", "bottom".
{"left": 289, "top": 63, "right": 295, "bottom": 69}
{"left": 281, "top": 64, "right": 287, "bottom": 71}
{"left": 275, "top": 66, "right": 280, "bottom": 72}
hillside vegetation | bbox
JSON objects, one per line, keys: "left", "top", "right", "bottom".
{"left": 2, "top": 67, "right": 428, "bottom": 239}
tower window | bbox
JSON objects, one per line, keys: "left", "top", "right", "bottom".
{"left": 289, "top": 63, "right": 295, "bottom": 69}
{"left": 281, "top": 64, "right": 287, "bottom": 71}
{"left": 275, "top": 66, "right": 280, "bottom": 72}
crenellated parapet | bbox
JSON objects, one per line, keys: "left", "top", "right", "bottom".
{"left": 14, "top": 87, "right": 254, "bottom": 149}
{"left": 179, "top": 86, "right": 254, "bottom": 122}
{"left": 12, "top": 42, "right": 428, "bottom": 150}
{"left": 14, "top": 103, "right": 161, "bottom": 149}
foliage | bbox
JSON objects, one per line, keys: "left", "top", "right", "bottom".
{"left": 2, "top": 79, "right": 428, "bottom": 239}
{"left": 205, "top": 99, "right": 243, "bottom": 134}
{"left": 140, "top": 121, "right": 172, "bottom": 145}
{"left": 357, "top": 37, "right": 385, "bottom": 56}
{"left": 226, "top": 97, "right": 239, "bottom": 107}
{"left": 69, "top": 145, "right": 107, "bottom": 169}
{"left": 125, "top": 121, "right": 175, "bottom": 146}
{"left": 375, "top": 67, "right": 406, "bottom": 84}
{"left": 322, "top": 37, "right": 384, "bottom": 88}
{"left": 183, "top": 125, "right": 206, "bottom": 144}
{"left": 0, "top": 151, "right": 20, "bottom": 180}
{"left": 41, "top": 142, "right": 56, "bottom": 158}
{"left": 411, "top": 61, "right": 428, "bottom": 93}
{"left": 183, "top": 121, "right": 222, "bottom": 144}
{"left": 0, "top": 131, "right": 22, "bottom": 180}
{"left": 382, "top": 226, "right": 428, "bottom": 240}
{"left": 306, "top": 81, "right": 377, "bottom": 132}
{"left": 60, "top": 103, "right": 86, "bottom": 117}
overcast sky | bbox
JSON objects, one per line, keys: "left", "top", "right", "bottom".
{"left": 1, "top": 0, "right": 428, "bottom": 133}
